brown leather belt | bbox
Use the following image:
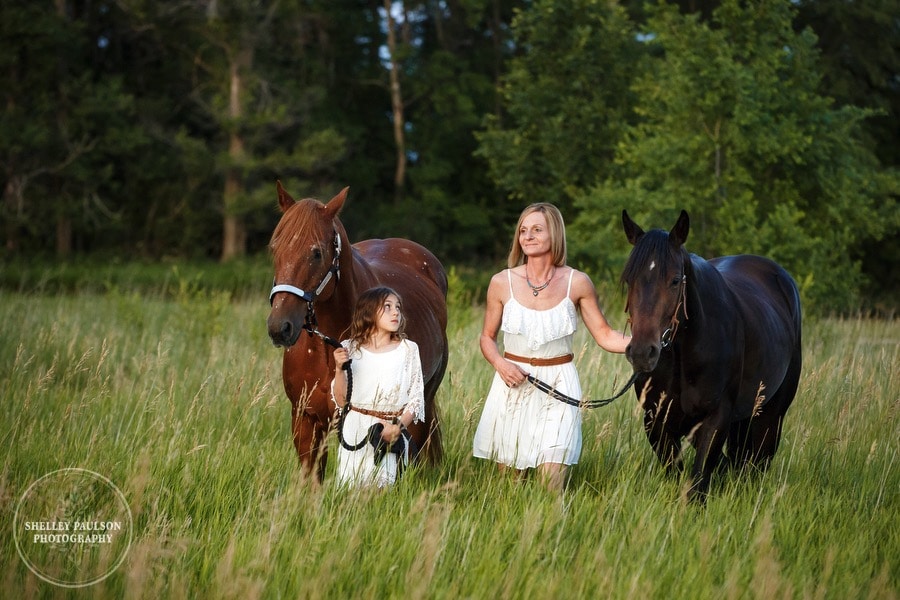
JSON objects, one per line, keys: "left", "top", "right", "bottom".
{"left": 503, "top": 352, "right": 574, "bottom": 367}
{"left": 349, "top": 405, "right": 404, "bottom": 419}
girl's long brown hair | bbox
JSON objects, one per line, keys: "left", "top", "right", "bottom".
{"left": 347, "top": 287, "right": 407, "bottom": 350}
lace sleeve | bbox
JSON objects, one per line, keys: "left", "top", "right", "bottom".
{"left": 402, "top": 340, "right": 426, "bottom": 423}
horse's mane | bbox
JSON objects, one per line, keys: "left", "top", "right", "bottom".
{"left": 620, "top": 229, "right": 683, "bottom": 285}
{"left": 270, "top": 198, "right": 329, "bottom": 253}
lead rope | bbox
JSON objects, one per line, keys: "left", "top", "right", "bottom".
{"left": 336, "top": 363, "right": 367, "bottom": 451}
{"left": 526, "top": 371, "right": 639, "bottom": 409}
{"left": 303, "top": 324, "right": 366, "bottom": 451}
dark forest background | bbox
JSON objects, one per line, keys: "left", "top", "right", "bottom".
{"left": 1, "top": 0, "right": 897, "bottom": 313}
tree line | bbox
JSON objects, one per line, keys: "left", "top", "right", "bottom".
{"left": 1, "top": 0, "right": 897, "bottom": 313}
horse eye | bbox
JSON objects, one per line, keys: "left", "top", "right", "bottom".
{"left": 671, "top": 276, "right": 682, "bottom": 287}
{"left": 312, "top": 248, "right": 323, "bottom": 260}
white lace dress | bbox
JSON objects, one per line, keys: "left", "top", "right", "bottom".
{"left": 473, "top": 269, "right": 583, "bottom": 468}
{"left": 331, "top": 339, "right": 425, "bottom": 488}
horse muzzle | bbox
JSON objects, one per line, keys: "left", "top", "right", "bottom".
{"left": 267, "top": 306, "right": 304, "bottom": 347}
{"left": 625, "top": 340, "right": 661, "bottom": 373}
{"left": 267, "top": 318, "right": 300, "bottom": 347}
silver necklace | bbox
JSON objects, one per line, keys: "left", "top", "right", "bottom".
{"left": 526, "top": 268, "right": 555, "bottom": 296}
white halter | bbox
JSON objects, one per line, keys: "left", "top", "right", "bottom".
{"left": 269, "top": 231, "right": 342, "bottom": 304}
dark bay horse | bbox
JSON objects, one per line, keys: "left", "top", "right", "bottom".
{"left": 267, "top": 182, "right": 448, "bottom": 480}
{"left": 621, "top": 210, "right": 802, "bottom": 502}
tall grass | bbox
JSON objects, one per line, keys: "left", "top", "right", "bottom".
{"left": 1, "top": 287, "right": 897, "bottom": 599}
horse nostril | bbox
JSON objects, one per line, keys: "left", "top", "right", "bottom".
{"left": 280, "top": 321, "right": 293, "bottom": 340}
{"left": 648, "top": 345, "right": 658, "bottom": 360}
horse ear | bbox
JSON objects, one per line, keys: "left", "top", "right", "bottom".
{"left": 324, "top": 186, "right": 350, "bottom": 219}
{"left": 276, "top": 180, "right": 295, "bottom": 213}
{"left": 622, "top": 210, "right": 645, "bottom": 246}
{"left": 669, "top": 209, "right": 690, "bottom": 247}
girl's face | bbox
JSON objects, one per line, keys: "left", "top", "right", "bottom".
{"left": 376, "top": 294, "right": 402, "bottom": 334}
{"left": 519, "top": 211, "right": 551, "bottom": 257}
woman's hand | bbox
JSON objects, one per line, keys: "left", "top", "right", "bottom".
{"left": 496, "top": 360, "right": 528, "bottom": 388}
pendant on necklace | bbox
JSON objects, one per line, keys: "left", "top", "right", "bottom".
{"left": 526, "top": 270, "right": 553, "bottom": 296}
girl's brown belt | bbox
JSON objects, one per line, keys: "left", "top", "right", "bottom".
{"left": 349, "top": 405, "right": 404, "bottom": 419}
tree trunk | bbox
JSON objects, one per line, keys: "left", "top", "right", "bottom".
{"left": 3, "top": 178, "right": 20, "bottom": 252}
{"left": 56, "top": 215, "right": 72, "bottom": 257}
{"left": 54, "top": 0, "right": 73, "bottom": 258}
{"left": 384, "top": 0, "right": 407, "bottom": 194}
{"left": 220, "top": 51, "right": 250, "bottom": 262}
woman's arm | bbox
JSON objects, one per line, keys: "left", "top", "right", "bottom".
{"left": 571, "top": 270, "right": 631, "bottom": 354}
{"left": 480, "top": 271, "right": 528, "bottom": 387}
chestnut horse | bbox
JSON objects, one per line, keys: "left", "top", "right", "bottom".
{"left": 267, "top": 183, "right": 448, "bottom": 480}
{"left": 621, "top": 210, "right": 802, "bottom": 502}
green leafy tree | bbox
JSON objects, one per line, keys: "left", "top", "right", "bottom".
{"left": 0, "top": 1, "right": 149, "bottom": 257}
{"left": 476, "top": 0, "right": 642, "bottom": 228}
{"left": 793, "top": 0, "right": 900, "bottom": 309}
{"left": 379, "top": 0, "right": 525, "bottom": 259}
{"left": 571, "top": 0, "right": 898, "bottom": 313}
{"left": 175, "top": 0, "right": 348, "bottom": 260}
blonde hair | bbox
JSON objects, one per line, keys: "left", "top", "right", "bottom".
{"left": 507, "top": 203, "right": 567, "bottom": 268}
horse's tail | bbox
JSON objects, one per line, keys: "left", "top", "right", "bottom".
{"left": 421, "top": 406, "right": 443, "bottom": 465}
{"left": 419, "top": 339, "right": 448, "bottom": 465}
{"left": 778, "top": 267, "right": 803, "bottom": 349}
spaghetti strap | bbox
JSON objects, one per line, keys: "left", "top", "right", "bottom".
{"left": 566, "top": 268, "right": 575, "bottom": 299}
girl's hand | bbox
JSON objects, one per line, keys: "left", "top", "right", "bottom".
{"left": 380, "top": 421, "right": 402, "bottom": 443}
{"left": 333, "top": 347, "right": 349, "bottom": 371}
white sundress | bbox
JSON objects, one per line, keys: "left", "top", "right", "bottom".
{"left": 473, "top": 269, "right": 583, "bottom": 469}
{"left": 331, "top": 339, "right": 425, "bottom": 488}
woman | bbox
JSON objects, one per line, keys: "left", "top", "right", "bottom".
{"left": 332, "top": 287, "right": 425, "bottom": 488}
{"left": 472, "top": 203, "right": 630, "bottom": 490}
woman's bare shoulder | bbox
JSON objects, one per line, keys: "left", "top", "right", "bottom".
{"left": 487, "top": 269, "right": 512, "bottom": 291}
{"left": 568, "top": 268, "right": 599, "bottom": 296}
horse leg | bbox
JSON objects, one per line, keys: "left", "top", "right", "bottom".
{"left": 725, "top": 417, "right": 753, "bottom": 469}
{"left": 687, "top": 415, "right": 729, "bottom": 503}
{"left": 415, "top": 347, "right": 447, "bottom": 465}
{"left": 291, "top": 404, "right": 328, "bottom": 482}
{"left": 748, "top": 351, "right": 801, "bottom": 467}
{"left": 643, "top": 400, "right": 685, "bottom": 473}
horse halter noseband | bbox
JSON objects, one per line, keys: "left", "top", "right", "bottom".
{"left": 269, "top": 230, "right": 342, "bottom": 307}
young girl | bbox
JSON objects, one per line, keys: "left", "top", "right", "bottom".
{"left": 331, "top": 287, "right": 425, "bottom": 488}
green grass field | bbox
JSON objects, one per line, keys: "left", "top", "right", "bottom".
{"left": 1, "top": 285, "right": 897, "bottom": 599}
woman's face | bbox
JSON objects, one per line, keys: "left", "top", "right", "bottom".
{"left": 518, "top": 211, "right": 551, "bottom": 258}
{"left": 376, "top": 294, "right": 402, "bottom": 334}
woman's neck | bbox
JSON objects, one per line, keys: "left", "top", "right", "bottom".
{"left": 524, "top": 257, "right": 555, "bottom": 281}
